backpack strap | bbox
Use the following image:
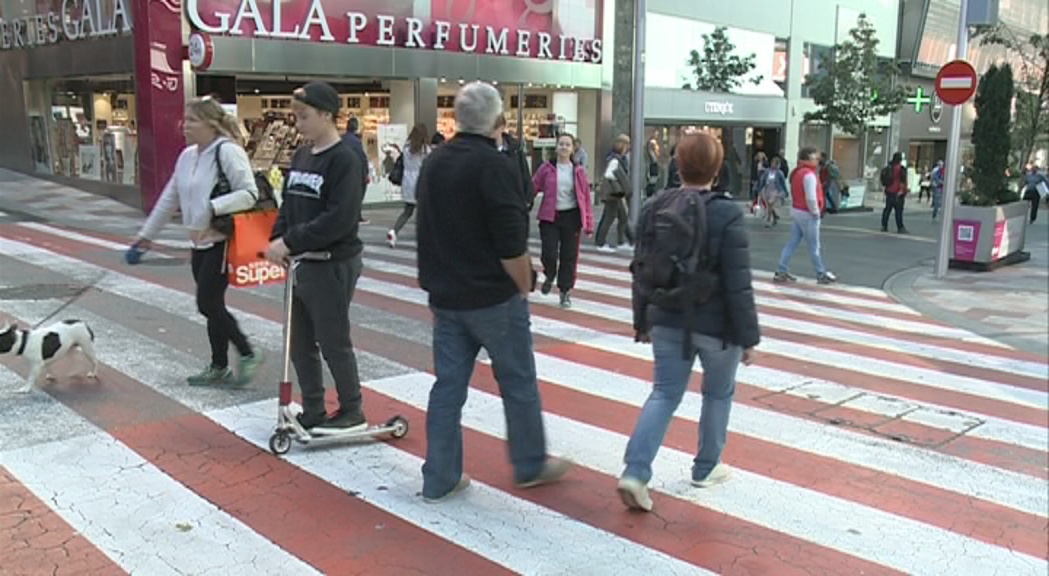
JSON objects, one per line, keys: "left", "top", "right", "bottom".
{"left": 679, "top": 191, "right": 723, "bottom": 359}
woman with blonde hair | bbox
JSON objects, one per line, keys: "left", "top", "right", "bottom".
{"left": 387, "top": 123, "right": 430, "bottom": 247}
{"left": 128, "top": 96, "right": 263, "bottom": 387}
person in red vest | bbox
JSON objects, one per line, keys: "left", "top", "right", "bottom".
{"left": 880, "top": 152, "right": 910, "bottom": 233}
{"left": 773, "top": 146, "right": 838, "bottom": 285}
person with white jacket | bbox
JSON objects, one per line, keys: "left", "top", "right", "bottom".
{"left": 129, "top": 96, "right": 263, "bottom": 387}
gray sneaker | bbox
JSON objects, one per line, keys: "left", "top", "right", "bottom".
{"left": 237, "top": 350, "right": 265, "bottom": 386}
{"left": 516, "top": 457, "right": 572, "bottom": 489}
{"left": 423, "top": 474, "right": 472, "bottom": 504}
{"left": 187, "top": 365, "right": 234, "bottom": 387}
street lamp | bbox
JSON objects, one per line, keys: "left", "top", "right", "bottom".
{"left": 629, "top": 0, "right": 647, "bottom": 228}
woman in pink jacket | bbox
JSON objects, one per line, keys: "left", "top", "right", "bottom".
{"left": 532, "top": 133, "right": 594, "bottom": 308}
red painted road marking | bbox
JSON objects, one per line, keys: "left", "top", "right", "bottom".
{"left": 7, "top": 229, "right": 1044, "bottom": 561}
{"left": 0, "top": 467, "right": 126, "bottom": 576}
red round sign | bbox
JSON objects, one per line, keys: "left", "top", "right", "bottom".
{"left": 935, "top": 60, "right": 978, "bottom": 106}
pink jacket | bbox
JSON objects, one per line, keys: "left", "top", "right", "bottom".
{"left": 532, "top": 161, "right": 594, "bottom": 234}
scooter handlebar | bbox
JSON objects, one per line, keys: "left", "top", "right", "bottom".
{"left": 255, "top": 251, "right": 333, "bottom": 262}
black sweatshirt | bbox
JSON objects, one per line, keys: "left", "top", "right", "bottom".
{"left": 416, "top": 132, "right": 528, "bottom": 310}
{"left": 271, "top": 142, "right": 364, "bottom": 261}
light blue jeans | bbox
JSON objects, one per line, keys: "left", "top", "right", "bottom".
{"left": 777, "top": 209, "right": 826, "bottom": 276}
{"left": 622, "top": 327, "right": 743, "bottom": 484}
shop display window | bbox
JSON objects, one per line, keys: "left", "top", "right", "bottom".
{"left": 24, "top": 76, "right": 138, "bottom": 186}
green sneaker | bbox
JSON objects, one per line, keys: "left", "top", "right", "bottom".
{"left": 187, "top": 365, "right": 235, "bottom": 387}
{"left": 237, "top": 350, "right": 265, "bottom": 386}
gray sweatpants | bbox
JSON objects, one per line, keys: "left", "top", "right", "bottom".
{"left": 290, "top": 256, "right": 364, "bottom": 419}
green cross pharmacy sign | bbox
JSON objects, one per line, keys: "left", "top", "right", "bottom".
{"left": 907, "top": 86, "right": 933, "bottom": 112}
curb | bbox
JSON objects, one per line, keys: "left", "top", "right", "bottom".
{"left": 883, "top": 264, "right": 1047, "bottom": 356}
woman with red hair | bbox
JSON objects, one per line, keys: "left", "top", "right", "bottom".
{"left": 618, "top": 131, "right": 761, "bottom": 513}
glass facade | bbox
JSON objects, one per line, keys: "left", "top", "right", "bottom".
{"left": 913, "top": 0, "right": 1048, "bottom": 79}
{"left": 24, "top": 76, "right": 139, "bottom": 185}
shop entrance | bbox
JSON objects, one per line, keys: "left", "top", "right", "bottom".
{"left": 907, "top": 139, "right": 947, "bottom": 178}
{"left": 199, "top": 74, "right": 601, "bottom": 205}
{"left": 645, "top": 124, "right": 784, "bottom": 198}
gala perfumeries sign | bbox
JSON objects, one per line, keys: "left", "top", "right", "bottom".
{"left": 186, "top": 0, "right": 604, "bottom": 64}
{"left": 0, "top": 0, "right": 132, "bottom": 50}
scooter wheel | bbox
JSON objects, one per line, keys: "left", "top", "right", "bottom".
{"left": 269, "top": 432, "right": 292, "bottom": 455}
{"left": 386, "top": 416, "right": 409, "bottom": 439}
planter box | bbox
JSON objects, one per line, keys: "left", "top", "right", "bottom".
{"left": 950, "top": 201, "right": 1031, "bottom": 271}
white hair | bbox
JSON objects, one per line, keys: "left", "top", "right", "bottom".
{"left": 454, "top": 82, "right": 503, "bottom": 136}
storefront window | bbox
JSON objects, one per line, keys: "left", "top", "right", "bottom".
{"left": 24, "top": 76, "right": 138, "bottom": 185}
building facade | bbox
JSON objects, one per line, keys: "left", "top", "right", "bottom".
{"left": 896, "top": 0, "right": 1049, "bottom": 177}
{"left": 641, "top": 0, "right": 902, "bottom": 201}
{"left": 1, "top": 0, "right": 616, "bottom": 211}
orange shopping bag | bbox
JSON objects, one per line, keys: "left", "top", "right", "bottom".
{"left": 226, "top": 209, "right": 287, "bottom": 288}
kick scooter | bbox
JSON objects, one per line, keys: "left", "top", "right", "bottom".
{"left": 262, "top": 250, "right": 409, "bottom": 456}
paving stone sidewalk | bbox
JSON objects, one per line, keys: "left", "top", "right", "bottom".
{"left": 885, "top": 217, "right": 1049, "bottom": 356}
{"left": 0, "top": 168, "right": 191, "bottom": 245}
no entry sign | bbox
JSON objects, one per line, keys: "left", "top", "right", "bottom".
{"left": 935, "top": 60, "right": 978, "bottom": 106}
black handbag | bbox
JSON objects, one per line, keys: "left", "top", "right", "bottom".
{"left": 210, "top": 141, "right": 235, "bottom": 236}
{"left": 388, "top": 153, "right": 405, "bottom": 185}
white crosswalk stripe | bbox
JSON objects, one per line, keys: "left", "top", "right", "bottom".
{"left": 0, "top": 223, "right": 1046, "bottom": 575}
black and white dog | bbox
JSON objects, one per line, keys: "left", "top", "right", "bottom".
{"left": 0, "top": 319, "right": 99, "bottom": 393}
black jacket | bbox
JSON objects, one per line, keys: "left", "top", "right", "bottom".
{"left": 341, "top": 131, "right": 369, "bottom": 188}
{"left": 272, "top": 142, "right": 364, "bottom": 261}
{"left": 643, "top": 193, "right": 760, "bottom": 349}
{"left": 416, "top": 132, "right": 528, "bottom": 310}
{"left": 500, "top": 132, "right": 535, "bottom": 208}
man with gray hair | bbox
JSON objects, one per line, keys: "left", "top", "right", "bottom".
{"left": 415, "top": 81, "right": 571, "bottom": 503}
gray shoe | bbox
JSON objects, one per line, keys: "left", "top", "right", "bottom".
{"left": 237, "top": 350, "right": 265, "bottom": 386}
{"left": 516, "top": 457, "right": 572, "bottom": 489}
{"left": 424, "top": 475, "right": 472, "bottom": 504}
{"left": 187, "top": 365, "right": 234, "bottom": 387}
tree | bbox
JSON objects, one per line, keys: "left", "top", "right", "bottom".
{"left": 975, "top": 27, "right": 1049, "bottom": 172}
{"left": 682, "top": 27, "right": 762, "bottom": 93}
{"left": 965, "top": 64, "right": 1018, "bottom": 206}
{"left": 803, "top": 13, "right": 907, "bottom": 136}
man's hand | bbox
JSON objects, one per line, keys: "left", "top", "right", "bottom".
{"left": 265, "top": 238, "right": 291, "bottom": 265}
{"left": 742, "top": 348, "right": 757, "bottom": 366}
{"left": 635, "top": 330, "right": 651, "bottom": 344}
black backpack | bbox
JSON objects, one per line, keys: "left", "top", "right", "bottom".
{"left": 879, "top": 164, "right": 895, "bottom": 187}
{"left": 630, "top": 187, "right": 722, "bottom": 358}
{"left": 210, "top": 140, "right": 278, "bottom": 236}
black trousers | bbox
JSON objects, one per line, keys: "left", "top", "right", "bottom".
{"left": 290, "top": 256, "right": 364, "bottom": 420}
{"left": 595, "top": 198, "right": 633, "bottom": 246}
{"left": 393, "top": 203, "right": 415, "bottom": 234}
{"left": 881, "top": 193, "right": 906, "bottom": 231}
{"left": 539, "top": 208, "right": 582, "bottom": 293}
{"left": 1024, "top": 189, "right": 1041, "bottom": 223}
{"left": 191, "top": 242, "right": 252, "bottom": 369}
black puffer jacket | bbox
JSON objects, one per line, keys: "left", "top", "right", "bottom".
{"left": 643, "top": 193, "right": 761, "bottom": 349}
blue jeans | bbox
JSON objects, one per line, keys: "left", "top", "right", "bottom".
{"left": 422, "top": 295, "right": 547, "bottom": 498}
{"left": 932, "top": 188, "right": 943, "bottom": 219}
{"left": 777, "top": 209, "right": 826, "bottom": 276}
{"left": 622, "top": 326, "right": 743, "bottom": 484}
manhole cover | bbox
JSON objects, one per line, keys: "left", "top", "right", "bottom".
{"left": 0, "top": 283, "right": 88, "bottom": 301}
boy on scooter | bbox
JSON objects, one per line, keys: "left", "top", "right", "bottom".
{"left": 265, "top": 81, "right": 368, "bottom": 433}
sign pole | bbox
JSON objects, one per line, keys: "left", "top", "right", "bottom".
{"left": 629, "top": 0, "right": 647, "bottom": 229}
{"left": 935, "top": 0, "right": 970, "bottom": 278}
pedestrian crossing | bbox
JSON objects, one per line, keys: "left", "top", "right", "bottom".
{"left": 0, "top": 220, "right": 1046, "bottom": 575}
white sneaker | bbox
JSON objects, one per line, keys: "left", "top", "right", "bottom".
{"left": 691, "top": 463, "right": 733, "bottom": 488}
{"left": 597, "top": 245, "right": 615, "bottom": 253}
{"left": 618, "top": 243, "right": 634, "bottom": 252}
{"left": 617, "top": 477, "right": 653, "bottom": 512}
{"left": 386, "top": 229, "right": 397, "bottom": 248}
